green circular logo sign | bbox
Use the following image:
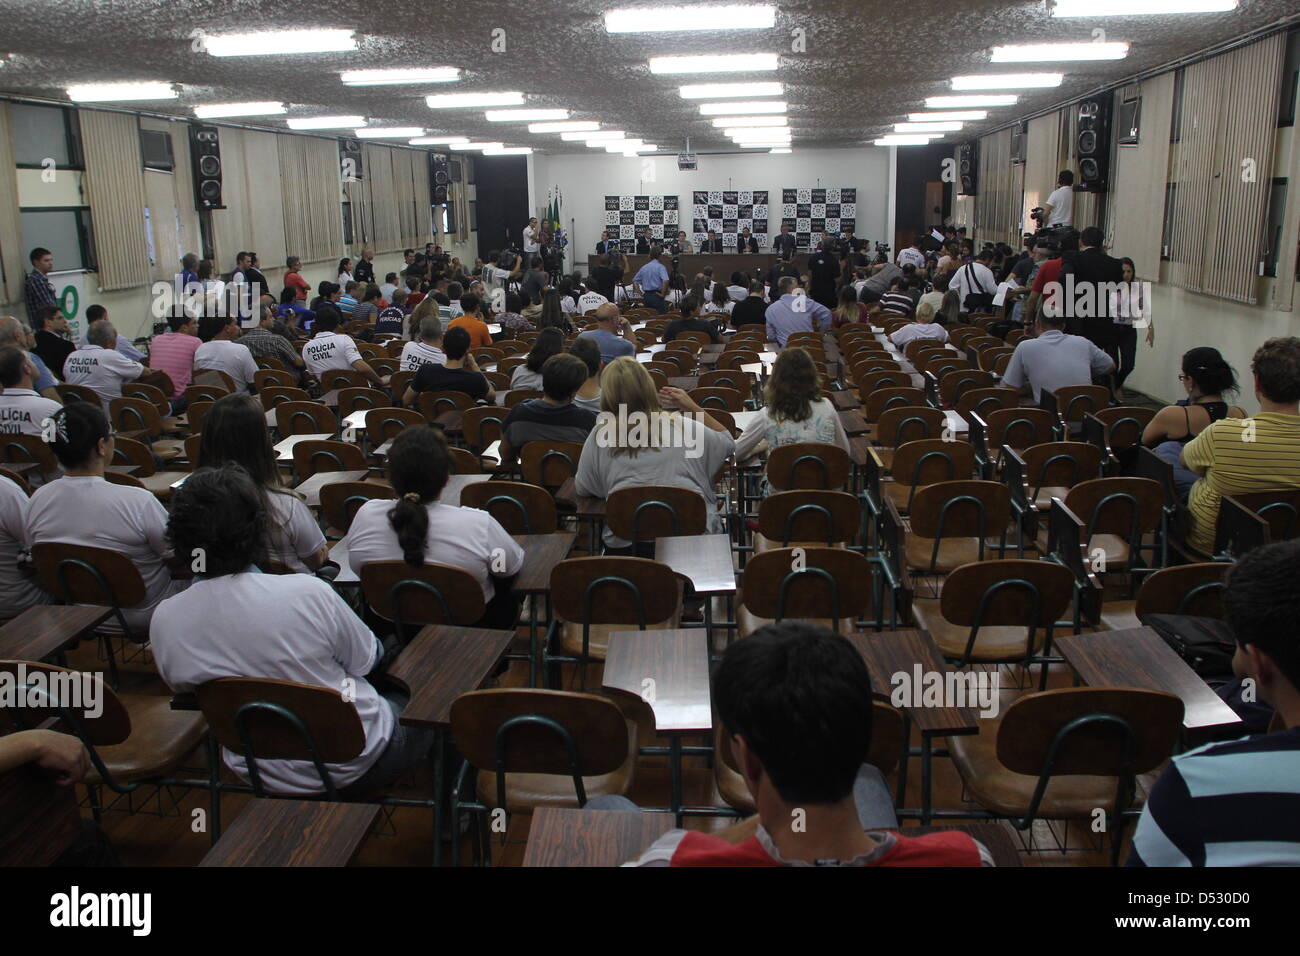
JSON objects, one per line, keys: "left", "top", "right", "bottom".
{"left": 60, "top": 284, "right": 79, "bottom": 320}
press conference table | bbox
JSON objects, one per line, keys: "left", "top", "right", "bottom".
{"left": 588, "top": 253, "right": 810, "bottom": 282}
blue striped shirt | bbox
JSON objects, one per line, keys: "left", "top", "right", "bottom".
{"left": 1128, "top": 727, "right": 1300, "bottom": 866}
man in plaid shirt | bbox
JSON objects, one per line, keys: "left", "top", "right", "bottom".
{"left": 238, "top": 303, "right": 305, "bottom": 379}
{"left": 24, "top": 247, "right": 58, "bottom": 327}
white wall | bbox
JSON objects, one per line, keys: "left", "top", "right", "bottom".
{"left": 531, "top": 146, "right": 893, "bottom": 271}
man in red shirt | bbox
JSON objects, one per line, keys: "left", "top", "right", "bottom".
{"left": 147, "top": 312, "right": 202, "bottom": 413}
{"left": 284, "top": 256, "right": 311, "bottom": 302}
{"left": 616, "top": 622, "right": 992, "bottom": 866}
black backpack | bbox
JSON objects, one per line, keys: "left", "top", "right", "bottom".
{"left": 1142, "top": 614, "right": 1237, "bottom": 680}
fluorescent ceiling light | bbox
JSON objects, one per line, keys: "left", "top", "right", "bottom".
{"left": 66, "top": 82, "right": 177, "bottom": 102}
{"left": 560, "top": 128, "right": 617, "bottom": 140}
{"left": 873, "top": 136, "right": 939, "bottom": 146}
{"left": 483, "top": 146, "right": 533, "bottom": 155}
{"left": 769, "top": 148, "right": 791, "bottom": 153}
{"left": 355, "top": 126, "right": 425, "bottom": 138}
{"left": 895, "top": 121, "right": 963, "bottom": 132}
{"left": 1054, "top": 0, "right": 1235, "bottom": 15}
{"left": 605, "top": 139, "right": 645, "bottom": 150}
{"left": 194, "top": 101, "right": 286, "bottom": 118}
{"left": 287, "top": 115, "right": 365, "bottom": 130}
{"left": 582, "top": 130, "right": 628, "bottom": 141}
{"left": 679, "top": 81, "right": 783, "bottom": 98}
{"left": 485, "top": 108, "right": 568, "bottom": 122}
{"left": 649, "top": 53, "right": 779, "bottom": 74}
{"left": 728, "top": 129, "right": 791, "bottom": 138}
{"left": 926, "top": 94, "right": 1018, "bottom": 108}
{"left": 991, "top": 42, "right": 1128, "bottom": 62}
{"left": 725, "top": 125, "right": 790, "bottom": 136}
{"left": 952, "top": 73, "right": 1062, "bottom": 90}
{"left": 710, "top": 115, "right": 786, "bottom": 127}
{"left": 531, "top": 121, "right": 600, "bottom": 133}
{"left": 698, "top": 100, "right": 786, "bottom": 115}
{"left": 450, "top": 142, "right": 504, "bottom": 151}
{"left": 409, "top": 136, "right": 469, "bottom": 145}
{"left": 606, "top": 5, "right": 775, "bottom": 32}
{"left": 426, "top": 91, "right": 526, "bottom": 108}
{"left": 202, "top": 29, "right": 356, "bottom": 57}
{"left": 341, "top": 67, "right": 460, "bottom": 86}
{"left": 908, "top": 110, "right": 987, "bottom": 122}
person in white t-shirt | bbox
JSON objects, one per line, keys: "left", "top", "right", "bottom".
{"left": 896, "top": 238, "right": 926, "bottom": 271}
{"left": 1044, "top": 170, "right": 1075, "bottom": 228}
{"left": 150, "top": 465, "right": 433, "bottom": 796}
{"left": 947, "top": 251, "right": 999, "bottom": 314}
{"left": 522, "top": 218, "right": 540, "bottom": 255}
{"left": 63, "top": 320, "right": 147, "bottom": 409}
{"left": 301, "top": 311, "right": 386, "bottom": 385}
{"left": 0, "top": 474, "right": 46, "bottom": 618}
{"left": 194, "top": 316, "right": 259, "bottom": 393}
{"left": 0, "top": 345, "right": 61, "bottom": 437}
{"left": 195, "top": 394, "right": 328, "bottom": 573}
{"left": 399, "top": 316, "right": 447, "bottom": 373}
{"left": 24, "top": 402, "right": 182, "bottom": 636}
{"left": 346, "top": 425, "right": 525, "bottom": 627}
{"left": 577, "top": 287, "right": 609, "bottom": 314}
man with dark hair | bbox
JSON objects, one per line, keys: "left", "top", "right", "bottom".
{"left": 239, "top": 303, "right": 304, "bottom": 373}
{"left": 877, "top": 276, "right": 914, "bottom": 318}
{"left": 1001, "top": 304, "right": 1114, "bottom": 403}
{"left": 0, "top": 345, "right": 60, "bottom": 436}
{"left": 521, "top": 256, "right": 548, "bottom": 304}
{"left": 663, "top": 295, "right": 721, "bottom": 344}
{"left": 302, "top": 311, "right": 386, "bottom": 386}
{"left": 766, "top": 276, "right": 830, "bottom": 347}
{"left": 897, "top": 235, "right": 926, "bottom": 270}
{"left": 195, "top": 315, "right": 258, "bottom": 393}
{"left": 404, "top": 325, "right": 492, "bottom": 404}
{"left": 147, "top": 312, "right": 202, "bottom": 412}
{"left": 1064, "top": 226, "right": 1124, "bottom": 352}
{"left": 497, "top": 353, "right": 597, "bottom": 463}
{"left": 731, "top": 281, "right": 769, "bottom": 328}
{"left": 622, "top": 622, "right": 991, "bottom": 865}
{"left": 1129, "top": 539, "right": 1300, "bottom": 866}
{"left": 1181, "top": 337, "right": 1300, "bottom": 555}
{"left": 84, "top": 304, "right": 145, "bottom": 362}
{"left": 31, "top": 304, "right": 75, "bottom": 377}
{"left": 24, "top": 247, "right": 57, "bottom": 329}
{"left": 700, "top": 230, "right": 724, "bottom": 254}
{"left": 1044, "top": 170, "right": 1075, "bottom": 228}
{"left": 771, "top": 223, "right": 797, "bottom": 261}
{"left": 447, "top": 293, "right": 493, "bottom": 348}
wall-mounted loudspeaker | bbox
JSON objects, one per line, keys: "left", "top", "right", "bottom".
{"left": 188, "top": 124, "right": 224, "bottom": 210}
{"left": 1075, "top": 95, "right": 1112, "bottom": 192}
{"left": 339, "top": 137, "right": 364, "bottom": 181}
{"left": 430, "top": 153, "right": 450, "bottom": 203}
{"left": 957, "top": 141, "right": 978, "bottom": 196}
{"left": 1010, "top": 122, "right": 1027, "bottom": 166}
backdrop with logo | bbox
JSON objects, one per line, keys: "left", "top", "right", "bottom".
{"left": 691, "top": 190, "right": 770, "bottom": 249}
{"left": 780, "top": 187, "right": 857, "bottom": 250}
{"left": 603, "top": 195, "right": 680, "bottom": 251}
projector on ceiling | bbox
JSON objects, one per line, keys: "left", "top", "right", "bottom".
{"left": 677, "top": 152, "right": 697, "bottom": 171}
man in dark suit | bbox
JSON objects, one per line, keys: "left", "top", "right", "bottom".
{"left": 700, "top": 231, "right": 725, "bottom": 253}
{"left": 635, "top": 229, "right": 650, "bottom": 255}
{"left": 739, "top": 228, "right": 759, "bottom": 253}
{"left": 1066, "top": 226, "right": 1125, "bottom": 356}
{"left": 595, "top": 231, "right": 618, "bottom": 255}
{"left": 772, "top": 223, "right": 797, "bottom": 261}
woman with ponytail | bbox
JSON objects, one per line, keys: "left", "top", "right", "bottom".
{"left": 345, "top": 425, "right": 524, "bottom": 627}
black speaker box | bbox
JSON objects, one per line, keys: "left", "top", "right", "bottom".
{"left": 430, "top": 152, "right": 450, "bottom": 203}
{"left": 958, "top": 141, "right": 978, "bottom": 196}
{"left": 1075, "top": 95, "right": 1112, "bottom": 192}
{"left": 188, "top": 124, "right": 224, "bottom": 210}
{"left": 339, "top": 137, "right": 364, "bottom": 181}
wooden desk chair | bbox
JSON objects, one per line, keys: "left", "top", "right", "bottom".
{"left": 905, "top": 339, "right": 950, "bottom": 363}
{"left": 698, "top": 369, "right": 753, "bottom": 392}
{"left": 862, "top": 387, "right": 926, "bottom": 427}
{"left": 544, "top": 556, "right": 682, "bottom": 688}
{"left": 460, "top": 481, "right": 558, "bottom": 534}
{"left": 448, "top": 446, "right": 481, "bottom": 474}
{"left": 276, "top": 401, "right": 337, "bottom": 436}
{"left": 633, "top": 330, "right": 659, "bottom": 350}
{"left": 688, "top": 386, "right": 745, "bottom": 413}
{"left": 481, "top": 371, "right": 510, "bottom": 392}
{"left": 359, "top": 561, "right": 487, "bottom": 644}
{"left": 185, "top": 399, "right": 216, "bottom": 435}
{"left": 337, "top": 386, "right": 384, "bottom": 418}
{"left": 717, "top": 350, "right": 760, "bottom": 371}
{"left": 185, "top": 382, "right": 231, "bottom": 406}
{"left": 658, "top": 350, "right": 696, "bottom": 375}
{"left": 387, "top": 370, "right": 415, "bottom": 399}
{"left": 938, "top": 369, "right": 995, "bottom": 408}
{"left": 502, "top": 389, "right": 543, "bottom": 409}
{"left": 317, "top": 369, "right": 372, "bottom": 392}
{"left": 673, "top": 331, "right": 713, "bottom": 350}
{"left": 122, "top": 381, "right": 170, "bottom": 417}
{"left": 908, "top": 559, "right": 1074, "bottom": 688}
{"left": 259, "top": 385, "right": 310, "bottom": 412}
{"left": 0, "top": 466, "right": 32, "bottom": 496}
{"left": 111, "top": 436, "right": 189, "bottom": 496}
{"left": 362, "top": 407, "right": 422, "bottom": 447}
{"left": 416, "top": 390, "right": 475, "bottom": 422}
{"left": 520, "top": 440, "right": 583, "bottom": 494}
{"left": 472, "top": 347, "right": 505, "bottom": 365}
{"left": 916, "top": 353, "right": 966, "bottom": 380}
{"left": 319, "top": 481, "right": 394, "bottom": 538}
{"left": 872, "top": 406, "right": 946, "bottom": 472}
{"left": 292, "top": 440, "right": 366, "bottom": 480}
{"left": 457, "top": 406, "right": 508, "bottom": 457}
{"left": 1047, "top": 384, "right": 1111, "bottom": 436}
{"left": 766, "top": 442, "right": 852, "bottom": 492}
{"left": 497, "top": 340, "right": 529, "bottom": 356}
{"left": 955, "top": 387, "right": 1019, "bottom": 425}
{"left": 946, "top": 327, "right": 981, "bottom": 349}
{"left": 0, "top": 433, "right": 58, "bottom": 476}
{"left": 904, "top": 480, "right": 1011, "bottom": 576}
{"left": 606, "top": 486, "right": 708, "bottom": 554}
{"left": 1018, "top": 441, "right": 1104, "bottom": 512}
{"left": 56, "top": 383, "right": 101, "bottom": 405}
{"left": 254, "top": 368, "right": 297, "bottom": 391}
{"left": 969, "top": 407, "right": 1058, "bottom": 479}
{"left": 851, "top": 359, "right": 904, "bottom": 385}
{"left": 108, "top": 397, "right": 186, "bottom": 461}
{"left": 1214, "top": 488, "right": 1300, "bottom": 558}
{"left": 1037, "top": 477, "right": 1164, "bottom": 574}
{"left": 737, "top": 546, "right": 877, "bottom": 636}
{"left": 183, "top": 434, "right": 203, "bottom": 465}
{"left": 497, "top": 356, "right": 529, "bottom": 377}
{"left": 450, "top": 688, "right": 638, "bottom": 865}
{"left": 974, "top": 346, "right": 1015, "bottom": 373}
{"left": 641, "top": 360, "right": 678, "bottom": 379}
{"left": 881, "top": 437, "right": 976, "bottom": 515}
{"left": 356, "top": 343, "right": 383, "bottom": 362}
{"left": 1082, "top": 407, "right": 1156, "bottom": 475}
{"left": 254, "top": 355, "right": 292, "bottom": 374}
{"left": 855, "top": 369, "right": 911, "bottom": 398}
{"left": 947, "top": 686, "right": 1183, "bottom": 864}
{"left": 0, "top": 660, "right": 207, "bottom": 826}
{"left": 385, "top": 339, "right": 408, "bottom": 359}
{"left": 753, "top": 489, "right": 860, "bottom": 553}
{"left": 786, "top": 332, "right": 823, "bottom": 349}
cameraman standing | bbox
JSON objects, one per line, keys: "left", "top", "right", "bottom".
{"left": 1043, "top": 171, "right": 1075, "bottom": 229}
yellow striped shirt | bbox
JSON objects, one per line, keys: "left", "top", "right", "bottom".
{"left": 1183, "top": 412, "right": 1300, "bottom": 554}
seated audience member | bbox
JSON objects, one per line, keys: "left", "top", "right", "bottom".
{"left": 619, "top": 622, "right": 991, "bottom": 866}
{"left": 877, "top": 277, "right": 914, "bottom": 317}
{"left": 442, "top": 281, "right": 465, "bottom": 320}
{"left": 352, "top": 284, "right": 382, "bottom": 325}
{"left": 936, "top": 289, "right": 962, "bottom": 327}
{"left": 889, "top": 302, "right": 950, "bottom": 348}
{"left": 1181, "top": 337, "right": 1300, "bottom": 556}
{"left": 151, "top": 465, "right": 428, "bottom": 796}
{"left": 766, "top": 277, "right": 831, "bottom": 348}
{"left": 0, "top": 345, "right": 61, "bottom": 436}
{"left": 0, "top": 473, "right": 46, "bottom": 618}
{"left": 302, "top": 310, "right": 385, "bottom": 386}
{"left": 511, "top": 328, "right": 565, "bottom": 391}
{"left": 727, "top": 272, "right": 749, "bottom": 302}
{"left": 24, "top": 402, "right": 180, "bottom": 633}
{"left": 239, "top": 303, "right": 305, "bottom": 374}
{"left": 575, "top": 357, "right": 734, "bottom": 550}
{"left": 731, "top": 282, "right": 769, "bottom": 328}
{"left": 338, "top": 281, "right": 359, "bottom": 316}
{"left": 577, "top": 282, "right": 610, "bottom": 315}
{"left": 399, "top": 316, "right": 447, "bottom": 373}
{"left": 735, "top": 347, "right": 850, "bottom": 495}
{"left": 195, "top": 316, "right": 258, "bottom": 393}
{"left": 577, "top": 303, "right": 636, "bottom": 364}
{"left": 403, "top": 326, "right": 494, "bottom": 404}
{"left": 499, "top": 353, "right": 597, "bottom": 462}
{"left": 345, "top": 425, "right": 523, "bottom": 627}
{"left": 63, "top": 319, "right": 167, "bottom": 408}
{"left": 403, "top": 276, "right": 426, "bottom": 310}
{"left": 148, "top": 312, "right": 202, "bottom": 412}
{"left": 916, "top": 274, "right": 946, "bottom": 317}
{"left": 1142, "top": 347, "right": 1247, "bottom": 499}
{"left": 31, "top": 305, "right": 75, "bottom": 377}
{"left": 664, "top": 295, "right": 722, "bottom": 344}
{"left": 1129, "top": 540, "right": 1300, "bottom": 867}
{"left": 447, "top": 293, "right": 493, "bottom": 348}
{"left": 379, "top": 272, "right": 399, "bottom": 302}
{"left": 83, "top": 305, "right": 144, "bottom": 362}
{"left": 569, "top": 336, "right": 603, "bottom": 412}
{"left": 196, "top": 394, "right": 327, "bottom": 572}
{"left": 831, "top": 285, "right": 869, "bottom": 328}
{"left": 534, "top": 289, "right": 570, "bottom": 334}
{"left": 702, "top": 281, "right": 735, "bottom": 318}
{"left": 1000, "top": 308, "right": 1114, "bottom": 403}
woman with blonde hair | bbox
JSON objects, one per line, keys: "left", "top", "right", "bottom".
{"left": 574, "top": 357, "right": 734, "bottom": 551}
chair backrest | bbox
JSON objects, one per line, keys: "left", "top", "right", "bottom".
{"left": 319, "top": 481, "right": 395, "bottom": 534}
{"left": 30, "top": 541, "right": 147, "bottom": 608}
{"left": 0, "top": 433, "right": 57, "bottom": 472}
{"left": 766, "top": 442, "right": 852, "bottom": 491}
{"left": 1064, "top": 477, "right": 1165, "bottom": 541}
{"left": 1021, "top": 441, "right": 1103, "bottom": 493}
{"left": 1134, "top": 562, "right": 1228, "bottom": 619}
{"left": 292, "top": 439, "right": 366, "bottom": 477}
{"left": 388, "top": 370, "right": 416, "bottom": 398}
{"left": 855, "top": 369, "right": 911, "bottom": 396}
{"left": 185, "top": 399, "right": 215, "bottom": 435}
{"left": 717, "top": 350, "right": 760, "bottom": 371}
{"left": 889, "top": 438, "right": 976, "bottom": 492}
{"left": 122, "top": 381, "right": 169, "bottom": 416}
{"left": 606, "top": 486, "right": 708, "bottom": 544}
{"left": 502, "top": 389, "right": 544, "bottom": 409}
{"left": 109, "top": 435, "right": 157, "bottom": 476}
{"left": 362, "top": 407, "right": 423, "bottom": 445}
{"left": 0, "top": 660, "right": 129, "bottom": 745}
{"left": 255, "top": 355, "right": 292, "bottom": 373}
{"left": 337, "top": 386, "right": 384, "bottom": 417}
{"left": 108, "top": 396, "right": 162, "bottom": 438}
{"left": 253, "top": 368, "right": 297, "bottom": 391}
{"left": 550, "top": 556, "right": 680, "bottom": 625}
{"left": 740, "top": 547, "right": 875, "bottom": 626}
{"left": 498, "top": 355, "right": 529, "bottom": 376}
{"left": 874, "top": 405, "right": 946, "bottom": 449}
{"left": 460, "top": 480, "right": 559, "bottom": 534}
{"left": 756, "top": 489, "right": 861, "bottom": 545}
{"left": 687, "top": 387, "right": 745, "bottom": 412}
{"left": 939, "top": 368, "right": 995, "bottom": 406}
{"left": 939, "top": 559, "right": 1073, "bottom": 629}
{"left": 0, "top": 467, "right": 32, "bottom": 496}
{"left": 259, "top": 385, "right": 310, "bottom": 411}
{"left": 909, "top": 480, "right": 1012, "bottom": 543}
{"left": 56, "top": 383, "right": 102, "bottom": 406}
{"left": 1052, "top": 384, "right": 1111, "bottom": 424}
{"left": 417, "top": 390, "right": 475, "bottom": 421}
{"left": 698, "top": 369, "right": 753, "bottom": 391}
{"left": 984, "top": 407, "right": 1058, "bottom": 452}
{"left": 359, "top": 560, "right": 487, "bottom": 631}
{"left": 862, "top": 386, "right": 925, "bottom": 423}
{"left": 520, "top": 440, "right": 583, "bottom": 491}
{"left": 317, "top": 369, "right": 370, "bottom": 392}
{"left": 954, "top": 386, "right": 1019, "bottom": 424}
{"left": 448, "top": 446, "right": 482, "bottom": 474}
{"left": 184, "top": 382, "right": 230, "bottom": 406}
{"left": 1091, "top": 406, "right": 1156, "bottom": 452}
{"left": 275, "top": 401, "right": 336, "bottom": 436}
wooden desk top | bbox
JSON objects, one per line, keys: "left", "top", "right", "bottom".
{"left": 1055, "top": 627, "right": 1243, "bottom": 731}
{"left": 441, "top": 472, "right": 493, "bottom": 504}
{"left": 845, "top": 629, "right": 980, "bottom": 736}
{"left": 656, "top": 533, "right": 736, "bottom": 595}
{"left": 387, "top": 624, "right": 517, "bottom": 729}
{"left": 667, "top": 376, "right": 700, "bottom": 391}
{"left": 830, "top": 390, "right": 861, "bottom": 411}
{"left": 293, "top": 469, "right": 369, "bottom": 508}
{"left": 838, "top": 409, "right": 869, "bottom": 437}
{"left": 604, "top": 628, "right": 712, "bottom": 734}
{"left": 199, "top": 799, "right": 379, "bottom": 867}
{"left": 0, "top": 605, "right": 113, "bottom": 662}
{"left": 511, "top": 532, "right": 577, "bottom": 595}
{"left": 0, "top": 764, "right": 83, "bottom": 866}
{"left": 523, "top": 807, "right": 675, "bottom": 867}
{"left": 319, "top": 389, "right": 341, "bottom": 407}
{"left": 273, "top": 433, "right": 334, "bottom": 461}
{"left": 555, "top": 477, "right": 606, "bottom": 516}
